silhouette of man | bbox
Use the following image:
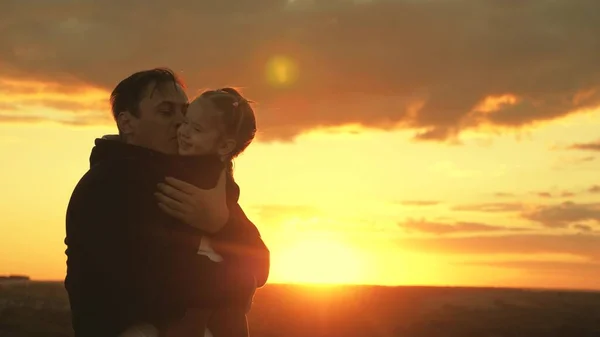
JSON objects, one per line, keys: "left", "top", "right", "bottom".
{"left": 65, "top": 68, "right": 267, "bottom": 336}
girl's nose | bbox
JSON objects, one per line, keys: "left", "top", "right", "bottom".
{"left": 177, "top": 124, "right": 189, "bottom": 138}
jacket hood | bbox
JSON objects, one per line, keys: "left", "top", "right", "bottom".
{"left": 89, "top": 135, "right": 240, "bottom": 202}
{"left": 89, "top": 135, "right": 162, "bottom": 168}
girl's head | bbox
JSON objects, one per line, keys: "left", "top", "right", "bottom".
{"left": 178, "top": 88, "right": 256, "bottom": 165}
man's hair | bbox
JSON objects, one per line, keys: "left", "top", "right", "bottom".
{"left": 110, "top": 67, "right": 186, "bottom": 120}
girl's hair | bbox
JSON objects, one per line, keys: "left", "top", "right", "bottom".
{"left": 198, "top": 87, "right": 257, "bottom": 177}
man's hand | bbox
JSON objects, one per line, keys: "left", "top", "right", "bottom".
{"left": 155, "top": 170, "right": 229, "bottom": 233}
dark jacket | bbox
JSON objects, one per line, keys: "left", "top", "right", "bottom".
{"left": 64, "top": 138, "right": 270, "bottom": 336}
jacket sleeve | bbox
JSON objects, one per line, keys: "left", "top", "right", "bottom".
{"left": 211, "top": 203, "right": 271, "bottom": 288}
{"left": 66, "top": 163, "right": 254, "bottom": 322}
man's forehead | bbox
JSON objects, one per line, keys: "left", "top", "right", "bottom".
{"left": 142, "top": 81, "right": 188, "bottom": 104}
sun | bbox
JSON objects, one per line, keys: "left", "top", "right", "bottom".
{"left": 272, "top": 235, "right": 366, "bottom": 285}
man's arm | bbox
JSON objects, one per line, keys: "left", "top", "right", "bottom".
{"left": 67, "top": 163, "right": 253, "bottom": 321}
{"left": 153, "top": 171, "right": 270, "bottom": 287}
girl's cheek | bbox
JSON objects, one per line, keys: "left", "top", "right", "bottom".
{"left": 192, "top": 135, "right": 204, "bottom": 150}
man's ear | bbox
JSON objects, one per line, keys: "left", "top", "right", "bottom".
{"left": 116, "top": 111, "right": 136, "bottom": 136}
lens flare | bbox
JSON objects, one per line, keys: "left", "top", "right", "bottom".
{"left": 265, "top": 56, "right": 298, "bottom": 87}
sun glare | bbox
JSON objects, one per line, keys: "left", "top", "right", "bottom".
{"left": 274, "top": 235, "right": 366, "bottom": 285}
{"left": 265, "top": 55, "right": 298, "bottom": 87}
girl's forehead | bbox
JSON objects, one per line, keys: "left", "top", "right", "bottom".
{"left": 187, "top": 98, "right": 220, "bottom": 124}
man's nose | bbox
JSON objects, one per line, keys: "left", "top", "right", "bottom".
{"left": 173, "top": 111, "right": 185, "bottom": 128}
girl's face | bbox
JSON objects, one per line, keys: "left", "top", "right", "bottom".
{"left": 177, "top": 99, "right": 223, "bottom": 156}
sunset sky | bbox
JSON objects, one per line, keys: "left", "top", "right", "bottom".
{"left": 1, "top": 0, "right": 600, "bottom": 291}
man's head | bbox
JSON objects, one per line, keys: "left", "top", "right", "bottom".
{"left": 110, "top": 68, "right": 188, "bottom": 154}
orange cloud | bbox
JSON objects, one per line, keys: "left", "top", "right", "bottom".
{"left": 458, "top": 260, "right": 600, "bottom": 279}
{"left": 522, "top": 202, "right": 600, "bottom": 229}
{"left": 471, "top": 94, "right": 519, "bottom": 115}
{"left": 2, "top": 0, "right": 600, "bottom": 140}
{"left": 0, "top": 78, "right": 111, "bottom": 126}
{"left": 397, "top": 233, "right": 600, "bottom": 262}
{"left": 568, "top": 140, "right": 600, "bottom": 151}
{"left": 452, "top": 202, "right": 524, "bottom": 213}
{"left": 398, "top": 218, "right": 529, "bottom": 236}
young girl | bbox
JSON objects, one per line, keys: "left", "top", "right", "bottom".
{"left": 174, "top": 87, "right": 264, "bottom": 337}
{"left": 121, "top": 88, "right": 267, "bottom": 337}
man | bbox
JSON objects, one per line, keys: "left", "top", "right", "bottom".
{"left": 65, "top": 68, "right": 268, "bottom": 336}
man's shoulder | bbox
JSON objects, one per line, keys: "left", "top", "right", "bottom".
{"left": 81, "top": 159, "right": 127, "bottom": 184}
{"left": 74, "top": 157, "right": 149, "bottom": 195}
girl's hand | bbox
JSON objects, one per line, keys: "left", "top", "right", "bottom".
{"left": 155, "top": 170, "right": 229, "bottom": 233}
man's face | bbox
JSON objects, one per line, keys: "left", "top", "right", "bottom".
{"left": 125, "top": 81, "right": 189, "bottom": 154}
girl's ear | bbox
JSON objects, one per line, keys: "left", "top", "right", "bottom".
{"left": 217, "top": 138, "right": 237, "bottom": 159}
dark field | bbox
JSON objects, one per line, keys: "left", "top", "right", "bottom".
{"left": 1, "top": 281, "right": 600, "bottom": 337}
